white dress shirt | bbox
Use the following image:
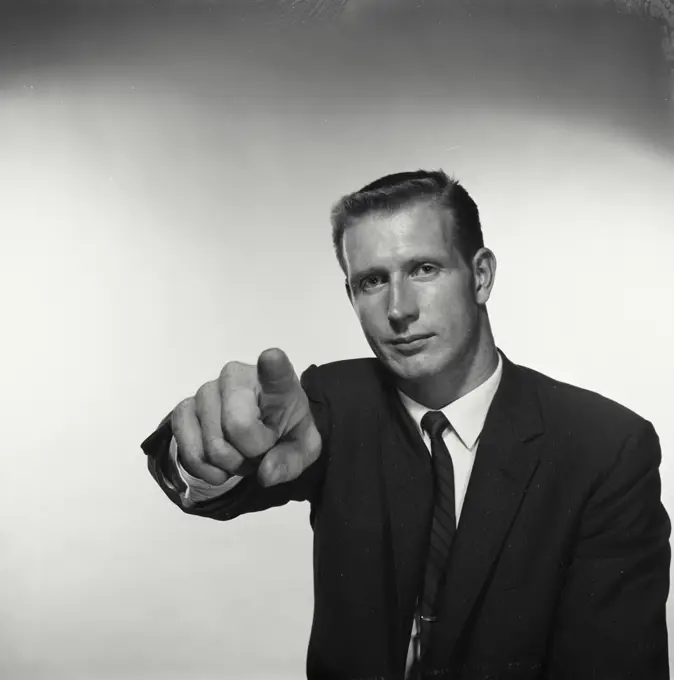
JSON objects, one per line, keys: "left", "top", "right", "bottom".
{"left": 170, "top": 353, "right": 503, "bottom": 678}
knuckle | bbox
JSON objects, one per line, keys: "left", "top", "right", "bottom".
{"left": 223, "top": 410, "right": 251, "bottom": 440}
{"left": 172, "top": 397, "right": 195, "bottom": 429}
{"left": 194, "top": 380, "right": 218, "bottom": 411}
{"left": 219, "top": 360, "right": 245, "bottom": 382}
{"left": 220, "top": 361, "right": 256, "bottom": 396}
{"left": 176, "top": 396, "right": 195, "bottom": 414}
{"left": 194, "top": 380, "right": 212, "bottom": 402}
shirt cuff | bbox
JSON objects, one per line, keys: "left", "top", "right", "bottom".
{"left": 169, "top": 437, "right": 244, "bottom": 503}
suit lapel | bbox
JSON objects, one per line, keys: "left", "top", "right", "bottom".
{"left": 426, "top": 352, "right": 545, "bottom": 665}
{"left": 377, "top": 366, "right": 436, "bottom": 676}
{"left": 376, "top": 351, "right": 546, "bottom": 671}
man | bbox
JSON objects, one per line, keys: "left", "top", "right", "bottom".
{"left": 141, "top": 170, "right": 671, "bottom": 679}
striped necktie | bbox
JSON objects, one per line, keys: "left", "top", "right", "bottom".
{"left": 410, "top": 410, "right": 456, "bottom": 676}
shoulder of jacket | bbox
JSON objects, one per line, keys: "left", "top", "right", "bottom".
{"left": 515, "top": 362, "right": 650, "bottom": 433}
{"left": 303, "top": 357, "right": 383, "bottom": 390}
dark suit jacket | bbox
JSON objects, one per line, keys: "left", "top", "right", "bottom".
{"left": 141, "top": 351, "right": 671, "bottom": 680}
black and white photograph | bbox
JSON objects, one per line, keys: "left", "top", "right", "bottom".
{"left": 2, "top": 1, "right": 673, "bottom": 679}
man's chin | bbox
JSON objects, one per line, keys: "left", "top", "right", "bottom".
{"left": 380, "top": 352, "right": 437, "bottom": 381}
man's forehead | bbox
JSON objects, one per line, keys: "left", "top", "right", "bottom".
{"left": 342, "top": 202, "right": 455, "bottom": 264}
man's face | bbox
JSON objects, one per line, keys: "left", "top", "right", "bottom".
{"left": 342, "top": 201, "right": 481, "bottom": 384}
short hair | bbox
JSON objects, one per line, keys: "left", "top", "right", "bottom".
{"left": 330, "top": 169, "right": 484, "bottom": 274}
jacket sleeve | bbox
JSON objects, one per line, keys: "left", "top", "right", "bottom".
{"left": 140, "top": 363, "right": 330, "bottom": 523}
{"left": 544, "top": 420, "right": 671, "bottom": 679}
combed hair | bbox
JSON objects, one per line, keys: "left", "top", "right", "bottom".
{"left": 330, "top": 169, "right": 484, "bottom": 273}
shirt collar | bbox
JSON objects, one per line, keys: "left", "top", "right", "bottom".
{"left": 397, "top": 351, "right": 503, "bottom": 450}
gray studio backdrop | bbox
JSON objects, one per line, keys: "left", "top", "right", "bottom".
{"left": 1, "top": 4, "right": 673, "bottom": 679}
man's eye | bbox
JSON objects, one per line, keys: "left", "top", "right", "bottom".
{"left": 415, "top": 264, "right": 436, "bottom": 275}
{"left": 362, "top": 276, "right": 382, "bottom": 290}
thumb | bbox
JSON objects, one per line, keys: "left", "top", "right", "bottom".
{"left": 257, "top": 348, "right": 298, "bottom": 397}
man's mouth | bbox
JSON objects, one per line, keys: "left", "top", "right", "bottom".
{"left": 389, "top": 334, "right": 434, "bottom": 351}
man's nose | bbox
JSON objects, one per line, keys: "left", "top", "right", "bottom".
{"left": 387, "top": 278, "right": 419, "bottom": 326}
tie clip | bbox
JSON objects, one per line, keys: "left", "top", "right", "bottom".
{"left": 420, "top": 614, "right": 438, "bottom": 622}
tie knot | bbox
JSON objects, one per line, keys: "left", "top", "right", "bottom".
{"left": 421, "top": 410, "right": 450, "bottom": 439}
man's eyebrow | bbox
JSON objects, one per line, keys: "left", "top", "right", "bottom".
{"left": 408, "top": 256, "right": 445, "bottom": 268}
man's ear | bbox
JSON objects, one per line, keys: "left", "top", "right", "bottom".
{"left": 344, "top": 279, "right": 353, "bottom": 304}
{"left": 472, "top": 247, "right": 497, "bottom": 305}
